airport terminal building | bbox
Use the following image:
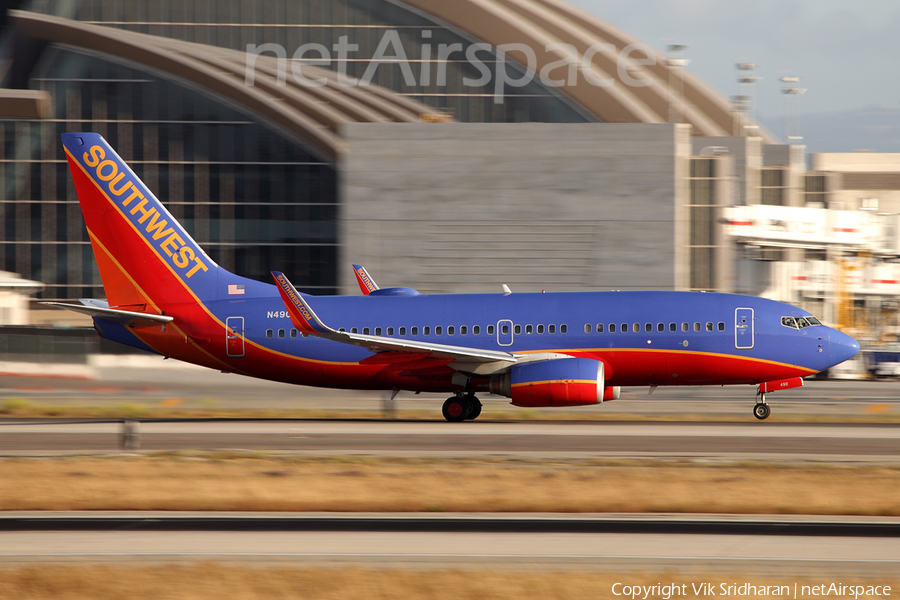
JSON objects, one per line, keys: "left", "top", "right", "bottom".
{"left": 0, "top": 0, "right": 754, "bottom": 301}
{"left": 2, "top": 0, "right": 899, "bottom": 345}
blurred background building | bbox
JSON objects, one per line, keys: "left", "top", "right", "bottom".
{"left": 0, "top": 0, "right": 897, "bottom": 365}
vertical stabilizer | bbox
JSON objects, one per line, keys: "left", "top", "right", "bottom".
{"left": 61, "top": 132, "right": 218, "bottom": 308}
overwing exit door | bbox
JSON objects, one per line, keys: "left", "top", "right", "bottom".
{"left": 226, "top": 316, "right": 245, "bottom": 357}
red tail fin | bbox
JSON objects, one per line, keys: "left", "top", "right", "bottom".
{"left": 61, "top": 133, "right": 218, "bottom": 309}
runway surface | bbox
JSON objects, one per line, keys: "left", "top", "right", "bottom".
{"left": 2, "top": 513, "right": 898, "bottom": 574}
{"left": 2, "top": 357, "right": 899, "bottom": 420}
{"left": 1, "top": 420, "right": 899, "bottom": 460}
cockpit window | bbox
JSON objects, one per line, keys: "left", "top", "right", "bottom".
{"left": 796, "top": 317, "right": 810, "bottom": 329}
{"left": 805, "top": 316, "right": 822, "bottom": 326}
{"left": 781, "top": 316, "right": 797, "bottom": 329}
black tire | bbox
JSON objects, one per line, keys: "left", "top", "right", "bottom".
{"left": 465, "top": 396, "right": 482, "bottom": 420}
{"left": 442, "top": 397, "right": 468, "bottom": 422}
{"left": 753, "top": 403, "right": 770, "bottom": 420}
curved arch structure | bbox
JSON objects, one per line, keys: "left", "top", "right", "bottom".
{"left": 14, "top": 0, "right": 774, "bottom": 159}
{"left": 12, "top": 10, "right": 440, "bottom": 162}
{"left": 402, "top": 0, "right": 772, "bottom": 140}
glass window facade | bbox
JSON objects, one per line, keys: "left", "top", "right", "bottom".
{"left": 10, "top": 0, "right": 597, "bottom": 300}
{"left": 30, "top": 0, "right": 592, "bottom": 124}
{"left": 1, "top": 47, "right": 337, "bottom": 299}
{"left": 687, "top": 157, "right": 725, "bottom": 291}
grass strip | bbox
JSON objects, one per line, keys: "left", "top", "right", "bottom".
{"left": 0, "top": 565, "right": 896, "bottom": 600}
{"left": 0, "top": 455, "right": 898, "bottom": 514}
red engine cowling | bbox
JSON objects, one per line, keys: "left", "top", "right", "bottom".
{"left": 489, "top": 357, "right": 613, "bottom": 407}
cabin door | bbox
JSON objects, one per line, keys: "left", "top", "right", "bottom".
{"left": 226, "top": 316, "right": 245, "bottom": 357}
{"left": 735, "top": 308, "right": 754, "bottom": 349}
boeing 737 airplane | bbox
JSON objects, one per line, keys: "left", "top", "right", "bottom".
{"left": 47, "top": 132, "right": 859, "bottom": 421}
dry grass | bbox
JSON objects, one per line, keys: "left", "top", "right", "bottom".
{"left": 0, "top": 456, "right": 898, "bottom": 514}
{"left": 0, "top": 565, "right": 896, "bottom": 600}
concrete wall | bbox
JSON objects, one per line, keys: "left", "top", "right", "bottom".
{"left": 338, "top": 123, "right": 691, "bottom": 295}
{"left": 692, "top": 136, "right": 763, "bottom": 205}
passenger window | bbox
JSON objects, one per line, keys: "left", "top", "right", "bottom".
{"left": 584, "top": 324, "right": 592, "bottom": 333}
{"left": 538, "top": 324, "right": 544, "bottom": 334}
{"left": 375, "top": 327, "right": 382, "bottom": 336}
{"left": 693, "top": 322, "right": 701, "bottom": 332}
{"left": 526, "top": 324, "right": 533, "bottom": 334}
{"left": 411, "top": 326, "right": 418, "bottom": 336}
{"left": 657, "top": 323, "right": 664, "bottom": 332}
{"left": 363, "top": 327, "right": 370, "bottom": 335}
{"left": 424, "top": 326, "right": 431, "bottom": 336}
{"left": 645, "top": 323, "right": 652, "bottom": 333}
{"left": 706, "top": 322, "right": 713, "bottom": 332}
{"left": 399, "top": 326, "right": 406, "bottom": 336}
{"left": 473, "top": 325, "right": 480, "bottom": 335}
{"left": 609, "top": 323, "right": 616, "bottom": 333}
{"left": 266, "top": 329, "right": 273, "bottom": 338}
{"left": 597, "top": 323, "right": 604, "bottom": 333}
{"left": 560, "top": 324, "right": 567, "bottom": 334}
{"left": 669, "top": 323, "right": 676, "bottom": 332}
{"left": 549, "top": 324, "right": 556, "bottom": 334}
{"left": 717, "top": 322, "right": 725, "bottom": 331}
{"left": 435, "top": 326, "right": 442, "bottom": 335}
{"left": 351, "top": 327, "right": 358, "bottom": 334}
{"left": 387, "top": 327, "right": 394, "bottom": 336}
{"left": 290, "top": 329, "right": 297, "bottom": 338}
{"left": 487, "top": 325, "right": 495, "bottom": 335}
{"left": 448, "top": 326, "right": 455, "bottom": 335}
{"left": 682, "top": 322, "right": 688, "bottom": 332}
{"left": 621, "top": 323, "right": 628, "bottom": 333}
{"left": 278, "top": 329, "right": 285, "bottom": 338}
{"left": 514, "top": 324, "right": 521, "bottom": 335}
{"left": 633, "top": 323, "right": 640, "bottom": 333}
{"left": 501, "top": 324, "right": 508, "bottom": 335}
{"left": 461, "top": 325, "right": 467, "bottom": 335}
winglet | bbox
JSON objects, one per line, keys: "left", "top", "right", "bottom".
{"left": 352, "top": 264, "right": 379, "bottom": 295}
{"left": 271, "top": 271, "right": 338, "bottom": 336}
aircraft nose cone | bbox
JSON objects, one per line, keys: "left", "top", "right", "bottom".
{"left": 829, "top": 329, "right": 860, "bottom": 367}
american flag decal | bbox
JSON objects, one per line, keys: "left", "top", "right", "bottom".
{"left": 228, "top": 284, "right": 245, "bottom": 295}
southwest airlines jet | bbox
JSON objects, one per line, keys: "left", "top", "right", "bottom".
{"left": 48, "top": 133, "right": 859, "bottom": 422}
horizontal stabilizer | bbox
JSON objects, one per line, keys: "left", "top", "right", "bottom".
{"left": 40, "top": 299, "right": 173, "bottom": 326}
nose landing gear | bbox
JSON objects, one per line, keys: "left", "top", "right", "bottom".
{"left": 753, "top": 393, "right": 770, "bottom": 420}
{"left": 442, "top": 394, "right": 482, "bottom": 422}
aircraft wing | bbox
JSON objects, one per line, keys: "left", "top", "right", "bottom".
{"left": 40, "top": 299, "right": 174, "bottom": 326}
{"left": 271, "top": 271, "right": 517, "bottom": 366}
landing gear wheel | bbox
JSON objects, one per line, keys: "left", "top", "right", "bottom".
{"left": 442, "top": 397, "right": 469, "bottom": 422}
{"left": 465, "top": 396, "right": 482, "bottom": 420}
{"left": 753, "top": 403, "right": 770, "bottom": 420}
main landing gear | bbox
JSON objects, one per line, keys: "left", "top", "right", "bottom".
{"left": 753, "top": 394, "right": 771, "bottom": 420}
{"left": 442, "top": 394, "right": 482, "bottom": 422}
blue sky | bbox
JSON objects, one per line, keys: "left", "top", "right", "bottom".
{"left": 568, "top": 0, "right": 900, "bottom": 120}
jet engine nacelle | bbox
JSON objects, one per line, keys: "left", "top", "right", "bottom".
{"left": 489, "top": 357, "right": 617, "bottom": 407}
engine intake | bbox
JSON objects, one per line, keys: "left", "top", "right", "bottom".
{"left": 490, "top": 357, "right": 615, "bottom": 407}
